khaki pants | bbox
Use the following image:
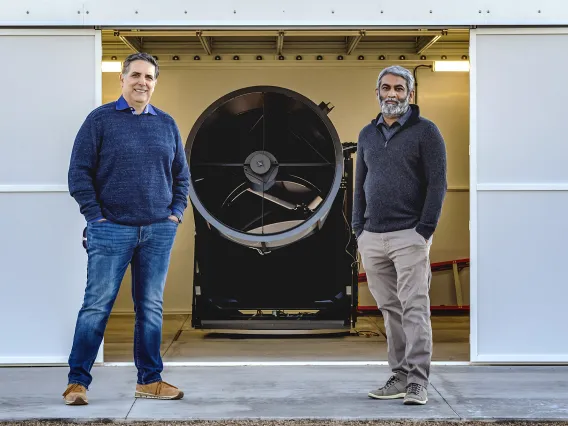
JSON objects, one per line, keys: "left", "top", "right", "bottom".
{"left": 357, "top": 228, "right": 432, "bottom": 388}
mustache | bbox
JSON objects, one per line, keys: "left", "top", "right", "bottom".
{"left": 380, "top": 96, "right": 404, "bottom": 104}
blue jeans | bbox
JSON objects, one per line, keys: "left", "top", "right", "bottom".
{"left": 67, "top": 219, "right": 178, "bottom": 388}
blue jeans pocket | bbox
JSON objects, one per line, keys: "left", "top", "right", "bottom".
{"left": 87, "top": 221, "right": 137, "bottom": 255}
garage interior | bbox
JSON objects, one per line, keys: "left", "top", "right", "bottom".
{"left": 99, "top": 27, "right": 471, "bottom": 363}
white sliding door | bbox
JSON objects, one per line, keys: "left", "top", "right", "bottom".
{"left": 0, "top": 30, "right": 102, "bottom": 364}
{"left": 470, "top": 28, "right": 568, "bottom": 362}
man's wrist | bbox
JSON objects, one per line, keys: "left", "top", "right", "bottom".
{"left": 415, "top": 223, "right": 434, "bottom": 240}
{"left": 172, "top": 209, "right": 183, "bottom": 223}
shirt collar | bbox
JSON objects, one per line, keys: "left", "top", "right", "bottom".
{"left": 115, "top": 95, "right": 157, "bottom": 116}
{"left": 376, "top": 104, "right": 412, "bottom": 128}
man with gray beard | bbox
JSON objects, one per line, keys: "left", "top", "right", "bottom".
{"left": 352, "top": 65, "right": 447, "bottom": 405}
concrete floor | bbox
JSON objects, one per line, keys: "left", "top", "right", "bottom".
{"left": 1, "top": 365, "right": 568, "bottom": 421}
{"left": 5, "top": 312, "right": 556, "bottom": 421}
{"left": 104, "top": 313, "right": 470, "bottom": 363}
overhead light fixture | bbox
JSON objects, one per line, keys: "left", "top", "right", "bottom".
{"left": 433, "top": 60, "right": 470, "bottom": 72}
{"left": 101, "top": 61, "right": 121, "bottom": 73}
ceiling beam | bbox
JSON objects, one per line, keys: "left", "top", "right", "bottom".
{"left": 114, "top": 32, "right": 143, "bottom": 52}
{"left": 196, "top": 31, "right": 212, "bottom": 55}
{"left": 276, "top": 31, "right": 284, "bottom": 55}
{"left": 346, "top": 30, "right": 365, "bottom": 55}
{"left": 112, "top": 29, "right": 452, "bottom": 38}
{"left": 416, "top": 34, "right": 443, "bottom": 54}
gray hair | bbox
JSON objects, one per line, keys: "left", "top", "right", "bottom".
{"left": 376, "top": 65, "right": 414, "bottom": 93}
{"left": 122, "top": 52, "right": 160, "bottom": 79}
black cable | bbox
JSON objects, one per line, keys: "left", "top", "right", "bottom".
{"left": 413, "top": 65, "right": 433, "bottom": 105}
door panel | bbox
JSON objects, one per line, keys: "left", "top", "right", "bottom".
{"left": 470, "top": 28, "right": 568, "bottom": 362}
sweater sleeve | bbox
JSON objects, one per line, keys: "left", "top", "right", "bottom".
{"left": 68, "top": 113, "right": 103, "bottom": 222}
{"left": 416, "top": 123, "right": 447, "bottom": 240}
{"left": 169, "top": 124, "right": 190, "bottom": 220}
{"left": 352, "top": 132, "right": 367, "bottom": 238}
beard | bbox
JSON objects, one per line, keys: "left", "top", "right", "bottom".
{"left": 379, "top": 94, "right": 410, "bottom": 118}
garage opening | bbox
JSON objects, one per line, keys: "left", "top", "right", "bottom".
{"left": 100, "top": 27, "right": 471, "bottom": 363}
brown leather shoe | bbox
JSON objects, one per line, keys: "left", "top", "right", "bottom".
{"left": 135, "top": 381, "right": 184, "bottom": 400}
{"left": 62, "top": 383, "right": 88, "bottom": 405}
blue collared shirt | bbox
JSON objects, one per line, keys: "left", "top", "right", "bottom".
{"left": 376, "top": 105, "right": 412, "bottom": 142}
{"left": 115, "top": 95, "right": 157, "bottom": 116}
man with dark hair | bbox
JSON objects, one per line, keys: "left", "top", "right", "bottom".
{"left": 353, "top": 65, "right": 447, "bottom": 405}
{"left": 63, "top": 52, "right": 189, "bottom": 405}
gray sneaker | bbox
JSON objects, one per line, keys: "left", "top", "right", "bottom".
{"left": 403, "top": 383, "right": 428, "bottom": 405}
{"left": 368, "top": 374, "right": 407, "bottom": 399}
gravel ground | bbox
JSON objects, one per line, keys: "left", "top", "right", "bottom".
{"left": 2, "top": 421, "right": 568, "bottom": 426}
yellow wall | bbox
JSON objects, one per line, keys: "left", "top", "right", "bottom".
{"left": 102, "top": 63, "right": 469, "bottom": 313}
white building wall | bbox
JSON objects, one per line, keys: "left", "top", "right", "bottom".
{"left": 1, "top": 0, "right": 568, "bottom": 27}
{"left": 0, "top": 1, "right": 568, "bottom": 365}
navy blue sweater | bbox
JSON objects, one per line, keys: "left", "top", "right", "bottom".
{"left": 352, "top": 105, "right": 447, "bottom": 240}
{"left": 68, "top": 101, "right": 190, "bottom": 226}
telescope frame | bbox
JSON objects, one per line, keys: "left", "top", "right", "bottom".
{"left": 190, "top": 142, "right": 359, "bottom": 331}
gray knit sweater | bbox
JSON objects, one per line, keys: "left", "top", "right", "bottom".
{"left": 352, "top": 104, "right": 447, "bottom": 241}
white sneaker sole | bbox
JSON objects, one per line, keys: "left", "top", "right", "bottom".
{"left": 368, "top": 392, "right": 406, "bottom": 399}
{"left": 403, "top": 397, "right": 428, "bottom": 405}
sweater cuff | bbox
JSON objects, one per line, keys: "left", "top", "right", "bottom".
{"left": 85, "top": 209, "right": 104, "bottom": 224}
{"left": 172, "top": 208, "right": 184, "bottom": 223}
{"left": 415, "top": 223, "right": 434, "bottom": 240}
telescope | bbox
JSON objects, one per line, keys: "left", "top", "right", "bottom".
{"left": 185, "top": 86, "right": 358, "bottom": 330}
